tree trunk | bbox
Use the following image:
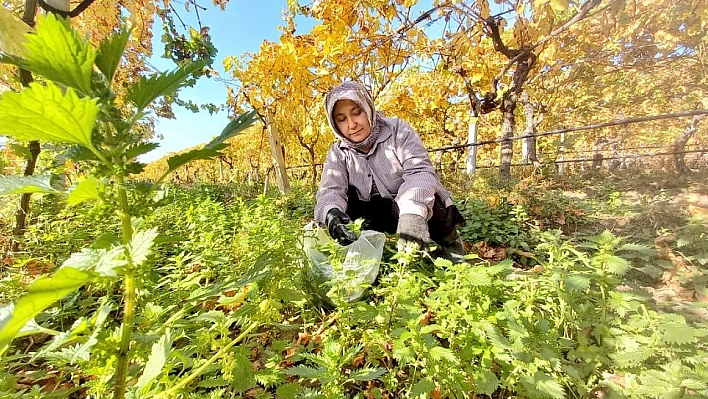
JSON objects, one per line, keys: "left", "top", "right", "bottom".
{"left": 674, "top": 114, "right": 706, "bottom": 174}
{"left": 267, "top": 115, "right": 290, "bottom": 195}
{"left": 499, "top": 90, "right": 516, "bottom": 181}
{"left": 465, "top": 112, "right": 479, "bottom": 175}
{"left": 519, "top": 91, "right": 539, "bottom": 166}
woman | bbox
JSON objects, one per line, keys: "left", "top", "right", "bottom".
{"left": 314, "top": 81, "right": 465, "bottom": 261}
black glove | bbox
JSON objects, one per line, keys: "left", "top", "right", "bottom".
{"left": 325, "top": 208, "right": 358, "bottom": 245}
{"left": 396, "top": 214, "right": 430, "bottom": 251}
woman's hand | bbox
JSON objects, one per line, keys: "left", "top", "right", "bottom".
{"left": 325, "top": 208, "right": 358, "bottom": 245}
{"left": 396, "top": 214, "right": 430, "bottom": 251}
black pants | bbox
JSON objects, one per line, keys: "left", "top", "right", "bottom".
{"left": 345, "top": 186, "right": 459, "bottom": 245}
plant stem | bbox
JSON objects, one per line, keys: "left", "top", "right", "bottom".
{"left": 156, "top": 322, "right": 258, "bottom": 398}
{"left": 113, "top": 178, "right": 135, "bottom": 399}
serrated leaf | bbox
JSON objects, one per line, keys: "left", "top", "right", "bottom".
{"left": 61, "top": 247, "right": 127, "bottom": 278}
{"left": 618, "top": 243, "right": 656, "bottom": 255}
{"left": 429, "top": 346, "right": 458, "bottom": 363}
{"left": 285, "top": 365, "right": 326, "bottom": 378}
{"left": 658, "top": 322, "right": 696, "bottom": 345}
{"left": 135, "top": 329, "right": 173, "bottom": 393}
{"left": 96, "top": 28, "right": 130, "bottom": 83}
{"left": 0, "top": 82, "right": 99, "bottom": 147}
{"left": 67, "top": 177, "right": 101, "bottom": 206}
{"left": 349, "top": 367, "right": 385, "bottom": 381}
{"left": 165, "top": 143, "right": 227, "bottom": 175}
{"left": 565, "top": 275, "right": 591, "bottom": 292}
{"left": 0, "top": 267, "right": 92, "bottom": 353}
{"left": 466, "top": 268, "right": 492, "bottom": 286}
{"left": 0, "top": 6, "right": 32, "bottom": 57}
{"left": 22, "top": 14, "right": 96, "bottom": 94}
{"left": 473, "top": 369, "right": 499, "bottom": 396}
{"left": 65, "top": 145, "right": 100, "bottom": 161}
{"left": 604, "top": 255, "right": 632, "bottom": 275}
{"left": 128, "top": 228, "right": 159, "bottom": 267}
{"left": 534, "top": 371, "right": 565, "bottom": 399}
{"left": 127, "top": 61, "right": 204, "bottom": 111}
{"left": 680, "top": 378, "right": 706, "bottom": 390}
{"left": 410, "top": 378, "right": 435, "bottom": 398}
{"left": 611, "top": 347, "right": 654, "bottom": 367}
{"left": 9, "top": 143, "right": 33, "bottom": 160}
{"left": 0, "top": 175, "right": 59, "bottom": 195}
{"left": 392, "top": 344, "right": 416, "bottom": 365}
{"left": 124, "top": 142, "right": 160, "bottom": 161}
{"left": 205, "top": 110, "right": 259, "bottom": 149}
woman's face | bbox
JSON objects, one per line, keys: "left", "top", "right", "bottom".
{"left": 332, "top": 99, "right": 371, "bottom": 143}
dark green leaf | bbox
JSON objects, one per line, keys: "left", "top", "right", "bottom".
{"left": 658, "top": 322, "right": 696, "bottom": 345}
{"left": 473, "top": 369, "right": 499, "bottom": 396}
{"left": 165, "top": 143, "right": 227, "bottom": 175}
{"left": 0, "top": 82, "right": 99, "bottom": 147}
{"left": 65, "top": 145, "right": 100, "bottom": 161}
{"left": 0, "top": 267, "right": 92, "bottom": 353}
{"left": 95, "top": 29, "right": 130, "bottom": 84}
{"left": 127, "top": 61, "right": 204, "bottom": 111}
{"left": 0, "top": 175, "right": 59, "bottom": 195}
{"left": 205, "top": 109, "right": 258, "bottom": 149}
{"left": 124, "top": 142, "right": 160, "bottom": 161}
{"left": 410, "top": 378, "right": 435, "bottom": 398}
{"left": 285, "top": 366, "right": 326, "bottom": 378}
{"left": 22, "top": 14, "right": 96, "bottom": 94}
{"left": 9, "top": 143, "right": 32, "bottom": 160}
{"left": 275, "top": 383, "right": 303, "bottom": 399}
{"left": 349, "top": 368, "right": 385, "bottom": 381}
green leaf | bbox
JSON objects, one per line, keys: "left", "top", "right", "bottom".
{"left": 95, "top": 28, "right": 130, "bottom": 84}
{"left": 680, "top": 378, "right": 707, "bottom": 391}
{"left": 392, "top": 344, "right": 416, "bottom": 365}
{"left": 285, "top": 366, "right": 327, "bottom": 378}
{"left": 0, "top": 6, "right": 32, "bottom": 57}
{"left": 611, "top": 347, "right": 654, "bottom": 367}
{"left": 349, "top": 368, "right": 385, "bottom": 381}
{"left": 0, "top": 267, "right": 91, "bottom": 353}
{"left": 128, "top": 228, "right": 159, "bottom": 267}
{"left": 0, "top": 82, "right": 99, "bottom": 147}
{"left": 429, "top": 346, "right": 458, "bottom": 363}
{"left": 465, "top": 268, "right": 492, "bottom": 286}
{"left": 127, "top": 61, "right": 204, "bottom": 111}
{"left": 618, "top": 243, "right": 656, "bottom": 256}
{"left": 534, "top": 371, "right": 565, "bottom": 399}
{"left": 603, "top": 255, "right": 632, "bottom": 275}
{"left": 565, "top": 275, "right": 591, "bottom": 292}
{"left": 205, "top": 110, "right": 259, "bottom": 149}
{"left": 410, "top": 378, "right": 435, "bottom": 398}
{"left": 165, "top": 143, "right": 228, "bottom": 177}
{"left": 67, "top": 177, "right": 101, "bottom": 206}
{"left": 658, "top": 322, "right": 696, "bottom": 345}
{"left": 473, "top": 369, "right": 499, "bottom": 396}
{"left": 22, "top": 14, "right": 96, "bottom": 94}
{"left": 135, "top": 329, "right": 173, "bottom": 393}
{"left": 276, "top": 383, "right": 304, "bottom": 399}
{"left": 124, "top": 142, "right": 160, "bottom": 161}
{"left": 0, "top": 175, "right": 59, "bottom": 195}
{"left": 9, "top": 143, "right": 33, "bottom": 160}
{"left": 61, "top": 247, "right": 127, "bottom": 278}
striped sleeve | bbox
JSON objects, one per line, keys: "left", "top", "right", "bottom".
{"left": 314, "top": 145, "right": 350, "bottom": 224}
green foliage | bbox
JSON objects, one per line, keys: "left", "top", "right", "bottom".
{"left": 459, "top": 197, "right": 532, "bottom": 250}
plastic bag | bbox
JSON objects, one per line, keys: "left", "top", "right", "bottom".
{"left": 302, "top": 221, "right": 385, "bottom": 303}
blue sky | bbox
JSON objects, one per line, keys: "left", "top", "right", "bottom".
{"left": 142, "top": 1, "right": 314, "bottom": 163}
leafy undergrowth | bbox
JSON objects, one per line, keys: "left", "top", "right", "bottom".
{"left": 2, "top": 172, "right": 708, "bottom": 399}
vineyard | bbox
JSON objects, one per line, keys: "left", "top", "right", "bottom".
{"left": 1, "top": 0, "right": 707, "bottom": 398}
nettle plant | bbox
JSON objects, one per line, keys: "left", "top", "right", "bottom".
{"left": 0, "top": 14, "right": 256, "bottom": 398}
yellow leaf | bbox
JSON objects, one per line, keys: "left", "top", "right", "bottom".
{"left": 0, "top": 6, "right": 32, "bottom": 57}
{"left": 550, "top": 0, "right": 568, "bottom": 12}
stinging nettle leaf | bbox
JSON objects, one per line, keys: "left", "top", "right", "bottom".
{"left": 95, "top": 29, "right": 130, "bottom": 84}
{"left": 128, "top": 228, "right": 159, "bottom": 267}
{"left": 410, "top": 378, "right": 435, "bottom": 398}
{"left": 22, "top": 13, "right": 96, "bottom": 94}
{"left": 165, "top": 143, "right": 227, "bottom": 175}
{"left": 205, "top": 109, "right": 259, "bottom": 149}
{"left": 0, "top": 6, "right": 32, "bottom": 57}
{"left": 0, "top": 82, "right": 99, "bottom": 147}
{"left": 61, "top": 247, "right": 127, "bottom": 278}
{"left": 124, "top": 142, "right": 160, "bottom": 161}
{"left": 0, "top": 175, "right": 59, "bottom": 195}
{"left": 127, "top": 61, "right": 204, "bottom": 111}
{"left": 349, "top": 368, "right": 386, "bottom": 382}
{"left": 9, "top": 143, "right": 33, "bottom": 160}
{"left": 534, "top": 371, "right": 566, "bottom": 399}
{"left": 0, "top": 267, "right": 92, "bottom": 353}
{"left": 67, "top": 177, "right": 101, "bottom": 206}
{"left": 135, "top": 329, "right": 173, "bottom": 393}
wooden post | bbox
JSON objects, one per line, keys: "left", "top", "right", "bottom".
{"left": 558, "top": 132, "right": 565, "bottom": 175}
{"left": 267, "top": 113, "right": 290, "bottom": 194}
